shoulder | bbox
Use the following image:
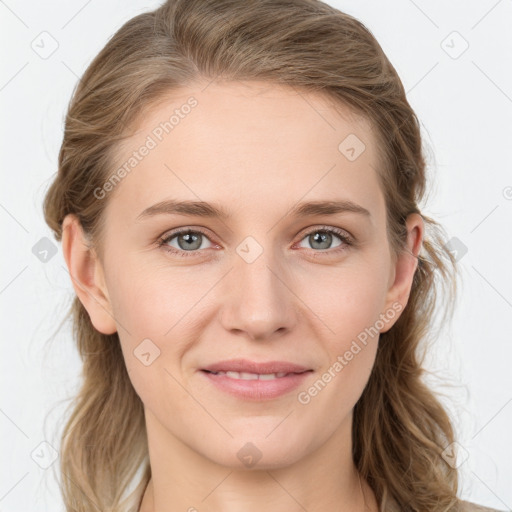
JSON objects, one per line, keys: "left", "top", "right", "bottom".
{"left": 458, "top": 500, "right": 508, "bottom": 512}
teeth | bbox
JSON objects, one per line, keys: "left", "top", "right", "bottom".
{"left": 211, "top": 371, "right": 289, "bottom": 380}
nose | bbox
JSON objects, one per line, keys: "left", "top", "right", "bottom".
{"left": 219, "top": 244, "right": 298, "bottom": 341}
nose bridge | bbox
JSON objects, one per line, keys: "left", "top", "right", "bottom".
{"left": 220, "top": 239, "right": 297, "bottom": 339}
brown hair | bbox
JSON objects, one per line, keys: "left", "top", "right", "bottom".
{"left": 43, "top": 0, "right": 462, "bottom": 510}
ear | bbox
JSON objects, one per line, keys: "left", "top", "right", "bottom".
{"left": 380, "top": 213, "right": 424, "bottom": 334}
{"left": 61, "top": 214, "right": 117, "bottom": 335}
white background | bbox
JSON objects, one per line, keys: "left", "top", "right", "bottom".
{"left": 1, "top": 0, "right": 511, "bottom": 510}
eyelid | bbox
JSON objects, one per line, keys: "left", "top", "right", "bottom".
{"left": 294, "top": 224, "right": 354, "bottom": 245}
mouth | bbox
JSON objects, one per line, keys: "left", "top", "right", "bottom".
{"left": 199, "top": 368, "right": 314, "bottom": 401}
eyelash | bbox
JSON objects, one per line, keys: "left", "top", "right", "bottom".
{"left": 157, "top": 226, "right": 354, "bottom": 258}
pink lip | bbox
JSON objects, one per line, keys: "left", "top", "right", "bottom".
{"left": 201, "top": 359, "right": 311, "bottom": 374}
{"left": 200, "top": 370, "right": 312, "bottom": 401}
{"left": 199, "top": 359, "right": 313, "bottom": 401}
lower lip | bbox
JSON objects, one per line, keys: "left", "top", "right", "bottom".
{"left": 200, "top": 370, "right": 312, "bottom": 401}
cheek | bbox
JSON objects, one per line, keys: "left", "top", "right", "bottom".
{"left": 304, "top": 260, "right": 390, "bottom": 389}
{"left": 105, "top": 259, "right": 215, "bottom": 400}
{"left": 106, "top": 255, "right": 205, "bottom": 337}
{"left": 312, "top": 262, "right": 390, "bottom": 337}
{"left": 293, "top": 265, "right": 388, "bottom": 419}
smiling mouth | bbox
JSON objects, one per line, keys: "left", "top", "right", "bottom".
{"left": 200, "top": 368, "right": 313, "bottom": 401}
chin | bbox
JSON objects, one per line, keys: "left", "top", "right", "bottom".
{"left": 202, "top": 432, "right": 308, "bottom": 470}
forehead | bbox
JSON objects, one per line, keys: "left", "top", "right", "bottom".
{"left": 105, "top": 80, "right": 384, "bottom": 225}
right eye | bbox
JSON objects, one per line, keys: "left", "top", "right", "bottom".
{"left": 158, "top": 228, "right": 216, "bottom": 257}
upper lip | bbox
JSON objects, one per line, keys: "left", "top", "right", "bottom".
{"left": 201, "top": 359, "right": 312, "bottom": 374}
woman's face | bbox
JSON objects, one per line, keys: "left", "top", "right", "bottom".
{"left": 73, "top": 80, "right": 421, "bottom": 469}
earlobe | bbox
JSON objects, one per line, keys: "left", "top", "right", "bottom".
{"left": 380, "top": 213, "right": 424, "bottom": 333}
{"left": 61, "top": 214, "right": 118, "bottom": 335}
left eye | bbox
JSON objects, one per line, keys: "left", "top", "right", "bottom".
{"left": 159, "top": 227, "right": 352, "bottom": 257}
{"left": 296, "top": 228, "right": 350, "bottom": 251}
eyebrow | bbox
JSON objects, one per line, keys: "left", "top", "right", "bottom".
{"left": 136, "top": 199, "right": 371, "bottom": 221}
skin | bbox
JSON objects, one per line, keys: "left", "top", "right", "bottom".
{"left": 61, "top": 79, "right": 423, "bottom": 512}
